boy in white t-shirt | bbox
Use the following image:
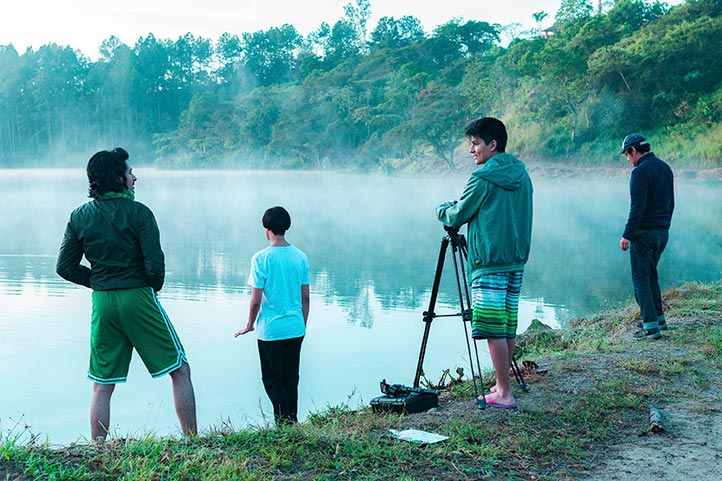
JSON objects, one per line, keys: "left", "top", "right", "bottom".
{"left": 235, "top": 206, "right": 310, "bottom": 424}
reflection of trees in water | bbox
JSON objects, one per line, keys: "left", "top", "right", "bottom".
{"left": 525, "top": 180, "right": 722, "bottom": 318}
{"left": 345, "top": 283, "right": 374, "bottom": 329}
{"left": 0, "top": 256, "right": 65, "bottom": 295}
{"left": 2, "top": 173, "right": 720, "bottom": 323}
{"left": 525, "top": 186, "right": 640, "bottom": 317}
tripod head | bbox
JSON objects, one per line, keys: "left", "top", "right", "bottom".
{"left": 443, "top": 225, "right": 461, "bottom": 236}
{"left": 443, "top": 225, "right": 466, "bottom": 249}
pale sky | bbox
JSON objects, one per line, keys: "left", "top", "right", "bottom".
{"left": 2, "top": 0, "right": 685, "bottom": 59}
{"left": 2, "top": 0, "right": 566, "bottom": 58}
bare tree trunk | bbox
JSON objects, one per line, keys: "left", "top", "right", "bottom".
{"left": 617, "top": 67, "right": 632, "bottom": 93}
{"left": 47, "top": 114, "right": 53, "bottom": 150}
{"left": 562, "top": 83, "right": 578, "bottom": 146}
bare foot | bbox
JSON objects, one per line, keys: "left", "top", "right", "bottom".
{"left": 484, "top": 391, "right": 516, "bottom": 408}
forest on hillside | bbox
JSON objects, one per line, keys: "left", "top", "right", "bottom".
{"left": 0, "top": 0, "right": 720, "bottom": 171}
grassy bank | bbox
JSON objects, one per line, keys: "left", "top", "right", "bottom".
{"left": 2, "top": 282, "right": 721, "bottom": 480}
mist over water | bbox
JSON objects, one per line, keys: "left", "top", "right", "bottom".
{"left": 1, "top": 169, "right": 720, "bottom": 444}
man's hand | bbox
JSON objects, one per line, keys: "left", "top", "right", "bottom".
{"left": 436, "top": 200, "right": 456, "bottom": 220}
{"left": 619, "top": 237, "right": 630, "bottom": 251}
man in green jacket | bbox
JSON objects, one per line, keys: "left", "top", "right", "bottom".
{"left": 437, "top": 117, "right": 533, "bottom": 409}
{"left": 57, "top": 147, "right": 197, "bottom": 441}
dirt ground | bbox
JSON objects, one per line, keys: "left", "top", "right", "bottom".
{"left": 398, "top": 312, "right": 722, "bottom": 480}
{"left": 570, "top": 321, "right": 722, "bottom": 481}
{"left": 581, "top": 405, "right": 722, "bottom": 480}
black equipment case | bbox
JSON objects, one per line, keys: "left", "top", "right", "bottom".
{"left": 370, "top": 380, "right": 439, "bottom": 414}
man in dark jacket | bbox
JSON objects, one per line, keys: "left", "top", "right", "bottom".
{"left": 57, "top": 148, "right": 196, "bottom": 441}
{"left": 618, "top": 134, "right": 674, "bottom": 340}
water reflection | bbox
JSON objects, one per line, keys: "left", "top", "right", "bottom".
{"left": 0, "top": 169, "right": 720, "bottom": 444}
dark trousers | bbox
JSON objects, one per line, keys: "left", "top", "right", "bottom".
{"left": 630, "top": 229, "right": 669, "bottom": 330}
{"left": 257, "top": 336, "right": 304, "bottom": 424}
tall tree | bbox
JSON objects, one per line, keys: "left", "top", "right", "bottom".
{"left": 419, "top": 20, "right": 500, "bottom": 69}
{"left": 88, "top": 37, "right": 137, "bottom": 147}
{"left": 343, "top": 0, "right": 371, "bottom": 53}
{"left": 21, "top": 44, "right": 89, "bottom": 156}
{"left": 0, "top": 45, "right": 22, "bottom": 161}
{"left": 532, "top": 11, "right": 549, "bottom": 35}
{"left": 410, "top": 86, "right": 468, "bottom": 171}
{"left": 370, "top": 16, "right": 424, "bottom": 50}
{"left": 241, "top": 24, "right": 302, "bottom": 86}
{"left": 169, "top": 33, "right": 212, "bottom": 87}
{"left": 324, "top": 20, "right": 362, "bottom": 65}
{"left": 214, "top": 33, "right": 242, "bottom": 86}
{"left": 555, "top": 0, "right": 594, "bottom": 25}
{"left": 132, "top": 34, "right": 174, "bottom": 134}
{"left": 537, "top": 35, "right": 589, "bottom": 147}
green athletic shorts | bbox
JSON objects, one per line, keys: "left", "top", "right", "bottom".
{"left": 89, "top": 287, "right": 187, "bottom": 384}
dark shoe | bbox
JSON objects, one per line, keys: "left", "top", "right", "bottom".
{"left": 636, "top": 321, "right": 668, "bottom": 331}
{"left": 633, "top": 328, "right": 662, "bottom": 340}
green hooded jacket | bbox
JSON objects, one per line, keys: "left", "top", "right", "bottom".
{"left": 56, "top": 190, "right": 165, "bottom": 291}
{"left": 437, "top": 152, "right": 533, "bottom": 282}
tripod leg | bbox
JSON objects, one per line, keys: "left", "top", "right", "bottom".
{"left": 511, "top": 356, "right": 528, "bottom": 392}
{"left": 457, "top": 239, "right": 487, "bottom": 406}
{"left": 460, "top": 310, "right": 482, "bottom": 404}
{"left": 413, "top": 237, "right": 449, "bottom": 388}
{"left": 450, "top": 237, "right": 486, "bottom": 407}
{"left": 471, "top": 339, "right": 487, "bottom": 409}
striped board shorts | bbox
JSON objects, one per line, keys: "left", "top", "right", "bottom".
{"left": 471, "top": 271, "right": 524, "bottom": 340}
{"left": 89, "top": 287, "right": 187, "bottom": 384}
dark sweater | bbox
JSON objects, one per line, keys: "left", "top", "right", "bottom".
{"left": 623, "top": 152, "right": 675, "bottom": 240}
{"left": 56, "top": 191, "right": 165, "bottom": 291}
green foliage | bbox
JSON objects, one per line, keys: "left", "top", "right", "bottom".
{"left": 556, "top": 0, "right": 594, "bottom": 26}
{"left": 241, "top": 24, "right": 302, "bottom": 86}
{"left": 370, "top": 16, "right": 424, "bottom": 50}
{"left": 0, "top": 1, "right": 720, "bottom": 169}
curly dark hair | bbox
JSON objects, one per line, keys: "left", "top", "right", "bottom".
{"left": 86, "top": 148, "right": 130, "bottom": 199}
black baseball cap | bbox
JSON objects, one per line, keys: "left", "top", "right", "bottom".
{"left": 618, "top": 133, "right": 649, "bottom": 155}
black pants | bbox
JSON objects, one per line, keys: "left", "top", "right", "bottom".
{"left": 257, "top": 336, "right": 304, "bottom": 424}
{"left": 630, "top": 228, "right": 669, "bottom": 330}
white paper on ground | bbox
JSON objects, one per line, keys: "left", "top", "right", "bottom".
{"left": 389, "top": 429, "right": 448, "bottom": 444}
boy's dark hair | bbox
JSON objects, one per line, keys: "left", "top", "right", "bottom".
{"left": 263, "top": 206, "right": 291, "bottom": 236}
{"left": 464, "top": 117, "right": 508, "bottom": 152}
{"left": 87, "top": 148, "right": 129, "bottom": 199}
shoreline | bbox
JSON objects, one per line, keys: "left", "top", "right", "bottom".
{"left": 1, "top": 163, "right": 721, "bottom": 182}
{"left": 3, "top": 282, "right": 721, "bottom": 480}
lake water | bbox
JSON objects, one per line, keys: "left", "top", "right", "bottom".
{"left": 1, "top": 169, "right": 720, "bottom": 445}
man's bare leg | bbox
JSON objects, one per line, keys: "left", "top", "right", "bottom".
{"left": 90, "top": 383, "right": 115, "bottom": 441}
{"left": 485, "top": 338, "right": 515, "bottom": 406}
{"left": 489, "top": 339, "right": 516, "bottom": 393}
{"left": 507, "top": 337, "right": 516, "bottom": 375}
{"left": 169, "top": 362, "right": 197, "bottom": 435}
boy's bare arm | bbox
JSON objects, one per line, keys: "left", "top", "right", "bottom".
{"left": 301, "top": 284, "right": 310, "bottom": 325}
{"left": 235, "top": 287, "right": 263, "bottom": 337}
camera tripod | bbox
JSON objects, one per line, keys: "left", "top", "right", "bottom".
{"left": 412, "top": 226, "right": 527, "bottom": 409}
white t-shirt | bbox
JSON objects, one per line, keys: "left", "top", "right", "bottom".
{"left": 248, "top": 245, "right": 309, "bottom": 341}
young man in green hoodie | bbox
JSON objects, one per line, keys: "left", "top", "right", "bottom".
{"left": 437, "top": 117, "right": 533, "bottom": 409}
